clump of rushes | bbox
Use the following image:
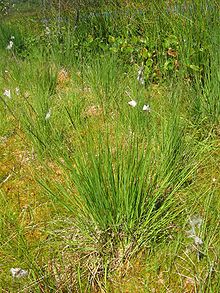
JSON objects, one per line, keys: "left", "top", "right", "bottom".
{"left": 39, "top": 102, "right": 202, "bottom": 286}
{"left": 1, "top": 1, "right": 219, "bottom": 291}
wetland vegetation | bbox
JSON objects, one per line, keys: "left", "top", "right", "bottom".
{"left": 0, "top": 0, "right": 219, "bottom": 291}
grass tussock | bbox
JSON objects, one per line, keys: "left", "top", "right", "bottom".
{"left": 0, "top": 0, "right": 219, "bottom": 291}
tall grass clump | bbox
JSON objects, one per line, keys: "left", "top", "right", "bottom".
{"left": 34, "top": 94, "right": 204, "bottom": 286}
{"left": 0, "top": 0, "right": 219, "bottom": 291}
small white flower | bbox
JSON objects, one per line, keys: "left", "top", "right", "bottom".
{"left": 24, "top": 91, "right": 30, "bottom": 99}
{"left": 143, "top": 104, "right": 150, "bottom": 112}
{"left": 187, "top": 233, "right": 203, "bottom": 246}
{"left": 6, "top": 40, "right": 14, "bottom": 50}
{"left": 11, "top": 36, "right": 15, "bottom": 40}
{"left": 3, "top": 89, "right": 11, "bottom": 99}
{"left": 138, "top": 77, "right": 145, "bottom": 85}
{"left": 189, "top": 216, "right": 202, "bottom": 230}
{"left": 128, "top": 100, "right": 137, "bottom": 107}
{"left": 45, "top": 109, "right": 51, "bottom": 120}
{"left": 15, "top": 87, "right": 20, "bottom": 95}
{"left": 45, "top": 26, "right": 51, "bottom": 35}
{"left": 10, "top": 268, "right": 28, "bottom": 278}
{"left": 194, "top": 235, "right": 203, "bottom": 245}
{"left": 187, "top": 215, "right": 203, "bottom": 246}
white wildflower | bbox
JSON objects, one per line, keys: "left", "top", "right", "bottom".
{"left": 45, "top": 26, "right": 51, "bottom": 35}
{"left": 128, "top": 100, "right": 137, "bottom": 107}
{"left": 45, "top": 109, "right": 52, "bottom": 120}
{"left": 3, "top": 89, "right": 11, "bottom": 99}
{"left": 189, "top": 216, "right": 202, "bottom": 230}
{"left": 187, "top": 215, "right": 203, "bottom": 246}
{"left": 10, "top": 268, "right": 28, "bottom": 278}
{"left": 6, "top": 40, "right": 14, "bottom": 50}
{"left": 24, "top": 91, "right": 30, "bottom": 99}
{"left": 143, "top": 104, "right": 150, "bottom": 112}
{"left": 194, "top": 235, "right": 203, "bottom": 245}
{"left": 15, "top": 87, "right": 20, "bottom": 95}
{"left": 11, "top": 36, "right": 15, "bottom": 40}
{"left": 187, "top": 234, "right": 203, "bottom": 245}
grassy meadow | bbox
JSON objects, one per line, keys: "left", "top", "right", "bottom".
{"left": 0, "top": 0, "right": 219, "bottom": 291}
